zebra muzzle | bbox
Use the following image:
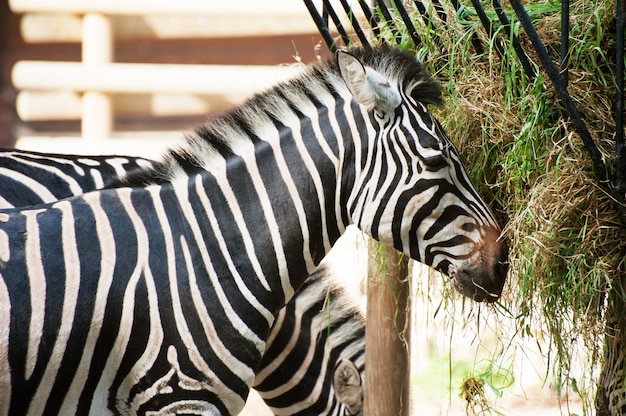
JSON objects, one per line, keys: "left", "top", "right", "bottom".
{"left": 448, "top": 241, "right": 509, "bottom": 303}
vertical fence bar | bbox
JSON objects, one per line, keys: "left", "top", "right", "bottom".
{"left": 413, "top": 0, "right": 441, "bottom": 30}
{"left": 322, "top": 0, "right": 352, "bottom": 47}
{"left": 448, "top": 0, "right": 484, "bottom": 54}
{"left": 508, "top": 0, "right": 608, "bottom": 183}
{"left": 411, "top": 0, "right": 447, "bottom": 52}
{"left": 392, "top": 0, "right": 422, "bottom": 47}
{"left": 81, "top": 12, "right": 113, "bottom": 139}
{"left": 364, "top": 244, "right": 411, "bottom": 416}
{"left": 338, "top": 0, "right": 371, "bottom": 47}
{"left": 357, "top": 0, "right": 380, "bottom": 39}
{"left": 303, "top": 0, "right": 338, "bottom": 52}
{"left": 431, "top": 0, "right": 448, "bottom": 23}
{"left": 491, "top": 0, "right": 536, "bottom": 80}
{"left": 374, "top": 0, "right": 403, "bottom": 45}
{"left": 469, "top": 0, "right": 505, "bottom": 60}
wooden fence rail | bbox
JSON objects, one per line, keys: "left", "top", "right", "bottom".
{"left": 9, "top": 0, "right": 313, "bottom": 148}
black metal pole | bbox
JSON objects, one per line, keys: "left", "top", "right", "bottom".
{"left": 508, "top": 0, "right": 626, "bottom": 222}
{"left": 339, "top": 0, "right": 371, "bottom": 47}
{"left": 412, "top": 0, "right": 429, "bottom": 24}
{"left": 491, "top": 0, "right": 536, "bottom": 80}
{"left": 448, "top": 0, "right": 484, "bottom": 54}
{"left": 412, "top": 0, "right": 446, "bottom": 52}
{"left": 375, "top": 0, "right": 403, "bottom": 45}
{"left": 392, "top": 0, "right": 422, "bottom": 47}
{"left": 431, "top": 0, "right": 448, "bottom": 23}
{"left": 322, "top": 0, "right": 352, "bottom": 47}
{"left": 508, "top": 0, "right": 605, "bottom": 179}
{"left": 302, "top": 0, "right": 338, "bottom": 52}
{"left": 358, "top": 0, "right": 381, "bottom": 39}
{"left": 469, "top": 0, "right": 506, "bottom": 60}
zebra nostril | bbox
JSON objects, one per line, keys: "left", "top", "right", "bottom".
{"left": 497, "top": 260, "right": 510, "bottom": 280}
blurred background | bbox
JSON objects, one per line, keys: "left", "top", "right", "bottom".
{"left": 0, "top": 0, "right": 330, "bottom": 157}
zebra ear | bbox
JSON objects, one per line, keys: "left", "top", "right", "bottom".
{"left": 337, "top": 50, "right": 401, "bottom": 115}
{"left": 333, "top": 359, "right": 363, "bottom": 415}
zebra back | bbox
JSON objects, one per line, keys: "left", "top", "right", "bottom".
{"left": 0, "top": 148, "right": 154, "bottom": 208}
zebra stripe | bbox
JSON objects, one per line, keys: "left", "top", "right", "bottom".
{"left": 0, "top": 44, "right": 507, "bottom": 415}
{"left": 0, "top": 149, "right": 153, "bottom": 207}
{"left": 254, "top": 267, "right": 364, "bottom": 415}
{"left": 0, "top": 148, "right": 366, "bottom": 415}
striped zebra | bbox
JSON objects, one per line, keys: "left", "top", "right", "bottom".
{"left": 254, "top": 265, "right": 364, "bottom": 416}
{"left": 0, "top": 45, "right": 508, "bottom": 415}
{"left": 0, "top": 148, "right": 366, "bottom": 415}
{"left": 0, "top": 148, "right": 154, "bottom": 208}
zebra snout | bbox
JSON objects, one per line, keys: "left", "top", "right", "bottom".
{"left": 450, "top": 238, "right": 509, "bottom": 303}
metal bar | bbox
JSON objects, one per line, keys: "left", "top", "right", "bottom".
{"left": 491, "top": 0, "right": 535, "bottom": 80}
{"left": 322, "top": 0, "right": 352, "bottom": 47}
{"left": 560, "top": 0, "right": 570, "bottom": 86}
{"left": 448, "top": 0, "right": 484, "bottom": 54}
{"left": 374, "top": 0, "right": 403, "bottom": 45}
{"left": 508, "top": 0, "right": 611, "bottom": 188}
{"left": 413, "top": 0, "right": 439, "bottom": 32}
{"left": 302, "top": 0, "right": 337, "bottom": 52}
{"left": 375, "top": 0, "right": 395, "bottom": 27}
{"left": 615, "top": 0, "right": 625, "bottom": 195}
{"left": 338, "top": 0, "right": 370, "bottom": 47}
{"left": 431, "top": 0, "right": 448, "bottom": 23}
{"left": 469, "top": 0, "right": 505, "bottom": 59}
{"left": 358, "top": 0, "right": 380, "bottom": 39}
{"left": 392, "top": 0, "right": 422, "bottom": 47}
{"left": 412, "top": 0, "right": 428, "bottom": 23}
{"left": 412, "top": 0, "right": 446, "bottom": 52}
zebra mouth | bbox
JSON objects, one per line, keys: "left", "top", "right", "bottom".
{"left": 449, "top": 266, "right": 500, "bottom": 303}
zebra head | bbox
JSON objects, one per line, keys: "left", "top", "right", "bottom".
{"left": 338, "top": 47, "right": 508, "bottom": 303}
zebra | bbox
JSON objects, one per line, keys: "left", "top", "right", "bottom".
{"left": 253, "top": 264, "right": 364, "bottom": 416}
{"left": 0, "top": 44, "right": 508, "bottom": 415}
{"left": 0, "top": 148, "right": 366, "bottom": 415}
{"left": 0, "top": 148, "right": 154, "bottom": 208}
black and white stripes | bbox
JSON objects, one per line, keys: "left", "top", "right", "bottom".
{"left": 0, "top": 148, "right": 365, "bottom": 415}
{"left": 0, "top": 45, "right": 507, "bottom": 415}
{"left": 0, "top": 148, "right": 153, "bottom": 208}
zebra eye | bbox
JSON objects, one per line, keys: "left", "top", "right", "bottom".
{"left": 422, "top": 154, "right": 447, "bottom": 170}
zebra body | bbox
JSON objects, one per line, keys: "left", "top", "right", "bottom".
{"left": 0, "top": 149, "right": 365, "bottom": 415}
{"left": 0, "top": 45, "right": 507, "bottom": 415}
{"left": 0, "top": 148, "right": 154, "bottom": 208}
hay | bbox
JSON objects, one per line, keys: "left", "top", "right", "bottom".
{"left": 372, "top": 0, "right": 625, "bottom": 410}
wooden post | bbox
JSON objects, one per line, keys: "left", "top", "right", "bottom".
{"left": 364, "top": 242, "right": 411, "bottom": 415}
{"left": 81, "top": 12, "right": 113, "bottom": 139}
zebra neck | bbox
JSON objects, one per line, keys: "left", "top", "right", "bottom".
{"left": 176, "top": 155, "right": 343, "bottom": 312}
{"left": 174, "top": 101, "right": 366, "bottom": 307}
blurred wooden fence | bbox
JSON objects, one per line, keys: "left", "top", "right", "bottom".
{"left": 8, "top": 0, "right": 324, "bottom": 155}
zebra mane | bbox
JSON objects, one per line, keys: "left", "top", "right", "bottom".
{"left": 111, "top": 44, "right": 442, "bottom": 188}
